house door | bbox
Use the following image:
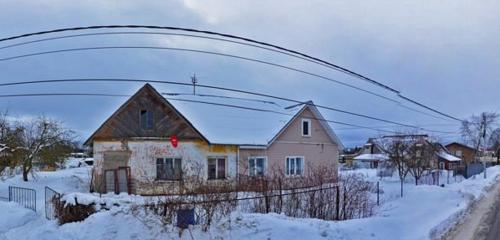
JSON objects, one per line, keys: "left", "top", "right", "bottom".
{"left": 117, "top": 168, "right": 129, "bottom": 193}
{"left": 105, "top": 167, "right": 130, "bottom": 194}
{"left": 105, "top": 170, "right": 116, "bottom": 193}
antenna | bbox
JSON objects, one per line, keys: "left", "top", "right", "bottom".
{"left": 191, "top": 74, "right": 198, "bottom": 95}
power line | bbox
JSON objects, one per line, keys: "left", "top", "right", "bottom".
{"left": 0, "top": 25, "right": 462, "bottom": 122}
{"left": 0, "top": 25, "right": 399, "bottom": 93}
{"left": 162, "top": 92, "right": 281, "bottom": 107}
{"left": 0, "top": 78, "right": 455, "bottom": 133}
{"left": 0, "top": 31, "right": 343, "bottom": 74}
{"left": 397, "top": 94, "right": 463, "bottom": 122}
{"left": 335, "top": 123, "right": 461, "bottom": 131}
{"left": 0, "top": 92, "right": 398, "bottom": 134}
{"left": 0, "top": 45, "right": 400, "bottom": 104}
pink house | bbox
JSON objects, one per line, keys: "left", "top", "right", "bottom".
{"left": 238, "top": 102, "right": 343, "bottom": 180}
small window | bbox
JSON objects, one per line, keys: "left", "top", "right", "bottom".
{"left": 208, "top": 157, "right": 226, "bottom": 180}
{"left": 140, "top": 110, "right": 153, "bottom": 130}
{"left": 455, "top": 150, "right": 462, "bottom": 157}
{"left": 285, "top": 156, "right": 304, "bottom": 176}
{"left": 301, "top": 119, "right": 311, "bottom": 137}
{"left": 156, "top": 158, "right": 182, "bottom": 180}
{"left": 249, "top": 157, "right": 266, "bottom": 176}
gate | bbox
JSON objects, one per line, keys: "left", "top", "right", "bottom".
{"left": 8, "top": 186, "right": 36, "bottom": 212}
{"left": 45, "top": 186, "right": 61, "bottom": 220}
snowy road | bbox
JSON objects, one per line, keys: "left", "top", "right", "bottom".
{"left": 443, "top": 179, "right": 500, "bottom": 240}
{"left": 485, "top": 190, "right": 500, "bottom": 240}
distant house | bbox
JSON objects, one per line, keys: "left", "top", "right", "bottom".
{"left": 339, "top": 146, "right": 362, "bottom": 168}
{"left": 353, "top": 138, "right": 388, "bottom": 169}
{"left": 445, "top": 142, "right": 476, "bottom": 164}
{"left": 435, "top": 143, "right": 461, "bottom": 170}
{"left": 85, "top": 84, "right": 342, "bottom": 195}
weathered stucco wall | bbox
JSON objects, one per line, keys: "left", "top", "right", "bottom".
{"left": 92, "top": 140, "right": 238, "bottom": 195}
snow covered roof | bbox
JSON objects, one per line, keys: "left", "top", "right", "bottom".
{"left": 437, "top": 151, "right": 461, "bottom": 162}
{"left": 353, "top": 153, "right": 389, "bottom": 161}
{"left": 167, "top": 97, "right": 295, "bottom": 145}
{"left": 168, "top": 98, "right": 343, "bottom": 147}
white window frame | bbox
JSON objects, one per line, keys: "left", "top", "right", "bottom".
{"left": 207, "top": 157, "right": 227, "bottom": 180}
{"left": 285, "top": 156, "right": 305, "bottom": 176}
{"left": 301, "top": 119, "right": 312, "bottom": 137}
{"left": 248, "top": 156, "right": 267, "bottom": 176}
{"left": 455, "top": 150, "right": 463, "bottom": 157}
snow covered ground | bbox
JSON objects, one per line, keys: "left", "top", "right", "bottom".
{"left": 0, "top": 166, "right": 499, "bottom": 240}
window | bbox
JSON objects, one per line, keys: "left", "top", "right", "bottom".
{"left": 140, "top": 110, "right": 153, "bottom": 130}
{"left": 286, "top": 156, "right": 304, "bottom": 176}
{"left": 208, "top": 157, "right": 226, "bottom": 180}
{"left": 248, "top": 157, "right": 266, "bottom": 176}
{"left": 416, "top": 150, "right": 422, "bottom": 157}
{"left": 301, "top": 119, "right": 311, "bottom": 137}
{"left": 455, "top": 150, "right": 463, "bottom": 157}
{"left": 156, "top": 158, "right": 182, "bottom": 180}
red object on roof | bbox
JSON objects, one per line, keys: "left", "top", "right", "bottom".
{"left": 170, "top": 135, "right": 178, "bottom": 148}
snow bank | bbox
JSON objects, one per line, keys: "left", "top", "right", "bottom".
{"left": 61, "top": 192, "right": 146, "bottom": 208}
{"left": 0, "top": 202, "right": 37, "bottom": 233}
{"left": 1, "top": 166, "right": 500, "bottom": 240}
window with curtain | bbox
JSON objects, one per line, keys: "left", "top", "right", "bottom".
{"left": 156, "top": 157, "right": 182, "bottom": 180}
{"left": 285, "top": 156, "right": 304, "bottom": 176}
{"left": 249, "top": 157, "right": 266, "bottom": 176}
{"left": 208, "top": 157, "right": 226, "bottom": 180}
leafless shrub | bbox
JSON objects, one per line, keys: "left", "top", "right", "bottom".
{"left": 338, "top": 173, "right": 376, "bottom": 220}
{"left": 55, "top": 198, "right": 96, "bottom": 224}
{"left": 136, "top": 162, "right": 375, "bottom": 236}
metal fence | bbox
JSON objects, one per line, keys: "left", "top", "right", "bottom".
{"left": 45, "top": 186, "right": 61, "bottom": 220}
{"left": 8, "top": 186, "right": 36, "bottom": 212}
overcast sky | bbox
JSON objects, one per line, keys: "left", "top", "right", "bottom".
{"left": 0, "top": 0, "right": 499, "bottom": 147}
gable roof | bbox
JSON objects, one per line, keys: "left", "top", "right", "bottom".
{"left": 85, "top": 85, "right": 344, "bottom": 148}
{"left": 84, "top": 84, "right": 209, "bottom": 145}
{"left": 267, "top": 101, "right": 344, "bottom": 149}
{"left": 445, "top": 142, "right": 476, "bottom": 151}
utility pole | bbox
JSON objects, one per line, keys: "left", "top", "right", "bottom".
{"left": 482, "top": 116, "right": 487, "bottom": 179}
{"left": 191, "top": 74, "right": 198, "bottom": 95}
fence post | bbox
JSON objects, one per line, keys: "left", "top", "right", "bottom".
{"left": 343, "top": 186, "right": 347, "bottom": 220}
{"left": 377, "top": 181, "right": 379, "bottom": 206}
{"left": 335, "top": 186, "right": 340, "bottom": 220}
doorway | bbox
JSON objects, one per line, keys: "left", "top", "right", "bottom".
{"left": 104, "top": 167, "right": 131, "bottom": 194}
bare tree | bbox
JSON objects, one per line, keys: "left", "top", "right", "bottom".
{"left": 0, "top": 112, "right": 24, "bottom": 177}
{"left": 378, "top": 135, "right": 414, "bottom": 197}
{"left": 488, "top": 128, "right": 500, "bottom": 165}
{"left": 461, "top": 112, "right": 498, "bottom": 161}
{"left": 406, "top": 139, "right": 437, "bottom": 185}
{"left": 16, "top": 116, "right": 75, "bottom": 181}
